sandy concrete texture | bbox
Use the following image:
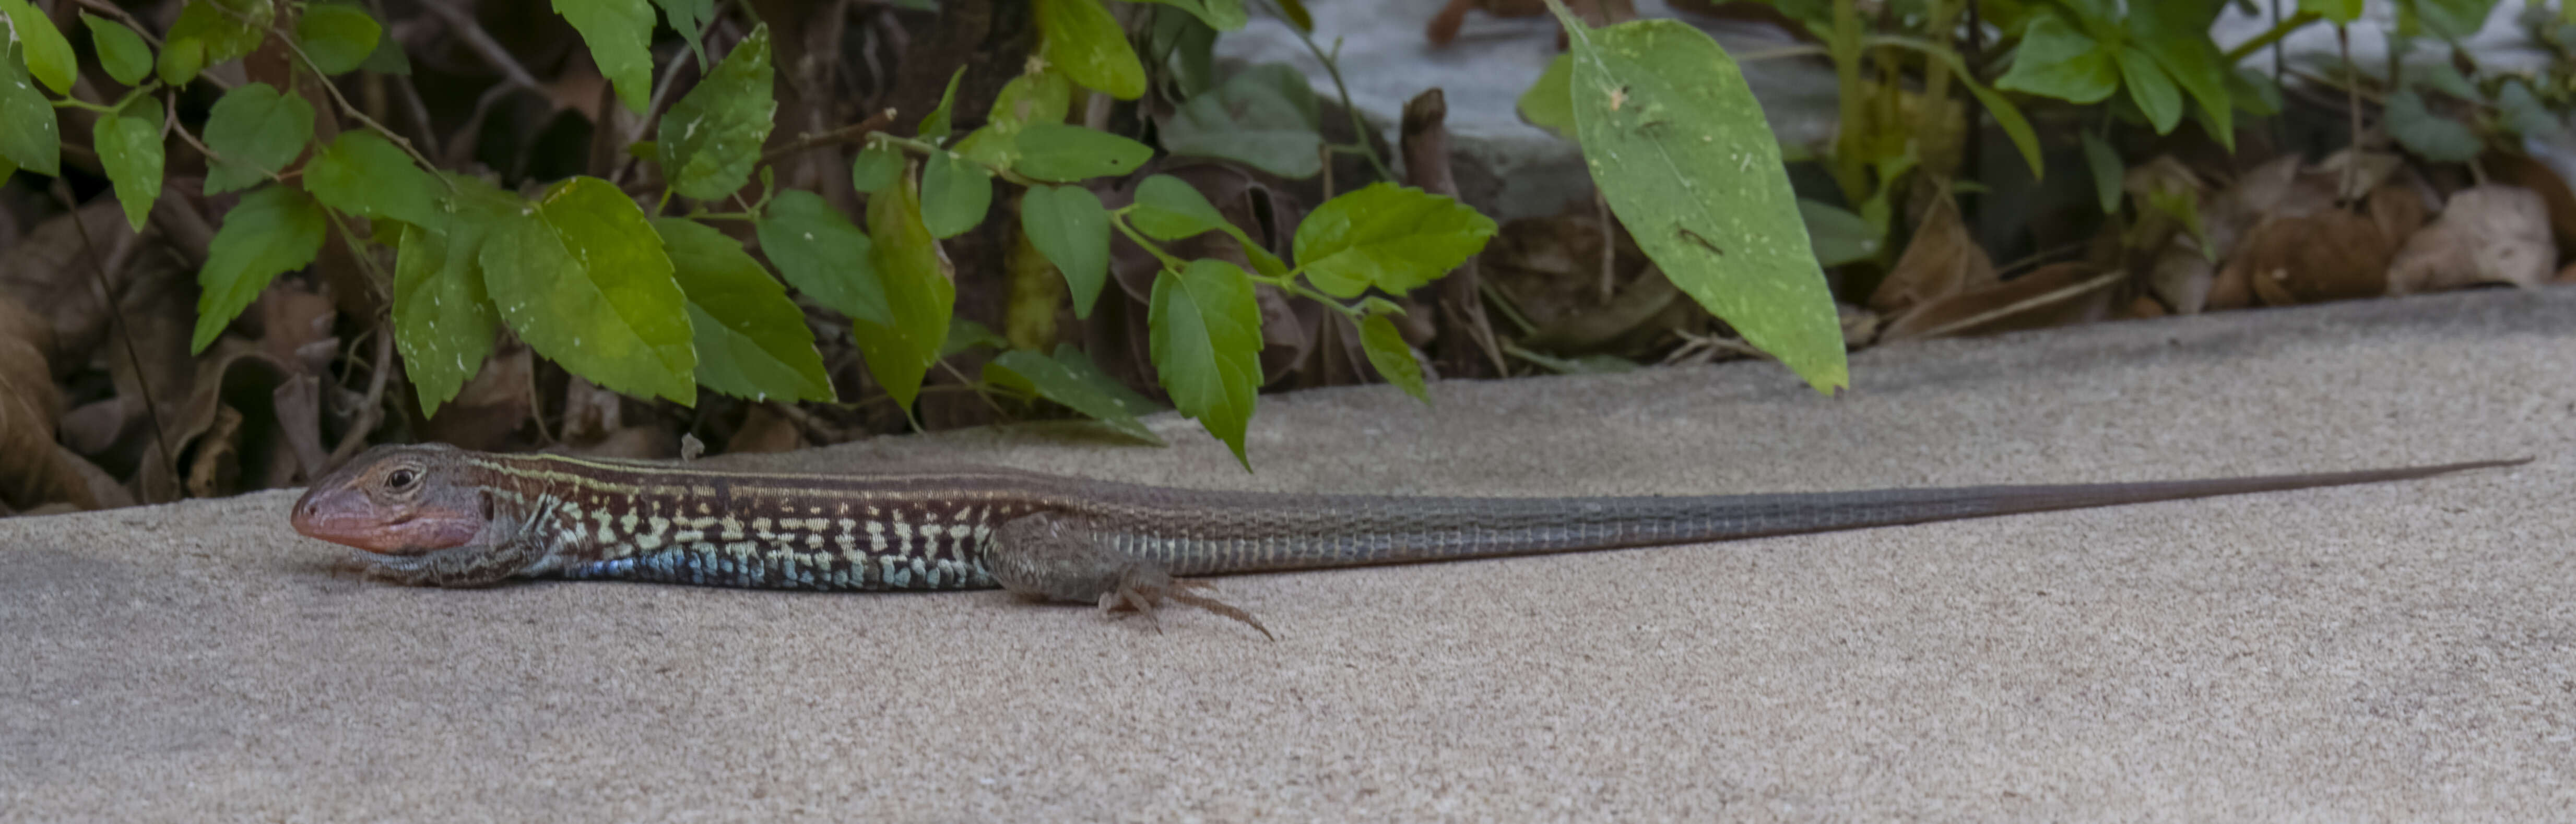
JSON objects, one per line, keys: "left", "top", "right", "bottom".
{"left": 4, "top": 289, "right": 2573, "bottom": 822}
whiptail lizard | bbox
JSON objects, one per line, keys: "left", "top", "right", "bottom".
{"left": 290, "top": 443, "right": 2525, "bottom": 637}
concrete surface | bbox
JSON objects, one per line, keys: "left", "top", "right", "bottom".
{"left": 5, "top": 289, "right": 2573, "bottom": 822}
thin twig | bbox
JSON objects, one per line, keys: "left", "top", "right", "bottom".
{"left": 326, "top": 328, "right": 396, "bottom": 465}
{"left": 362, "top": 0, "right": 443, "bottom": 158}
{"left": 67, "top": 0, "right": 162, "bottom": 46}
{"left": 51, "top": 182, "right": 175, "bottom": 499}
{"left": 757, "top": 109, "right": 896, "bottom": 167}
{"left": 257, "top": 22, "right": 446, "bottom": 181}
{"left": 415, "top": 2, "right": 547, "bottom": 92}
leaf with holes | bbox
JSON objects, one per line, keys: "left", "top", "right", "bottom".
{"left": 194, "top": 184, "right": 325, "bottom": 352}
{"left": 480, "top": 176, "right": 695, "bottom": 404}
{"left": 985, "top": 346, "right": 1166, "bottom": 444}
{"left": 1149, "top": 259, "right": 1260, "bottom": 467}
{"left": 1555, "top": 11, "right": 1846, "bottom": 392}
{"left": 656, "top": 217, "right": 832, "bottom": 402}
{"left": 660, "top": 23, "right": 775, "bottom": 200}
{"left": 202, "top": 82, "right": 315, "bottom": 195}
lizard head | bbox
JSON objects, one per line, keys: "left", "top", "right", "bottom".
{"left": 292, "top": 443, "right": 488, "bottom": 555}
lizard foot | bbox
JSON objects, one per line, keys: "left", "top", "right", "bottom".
{"left": 990, "top": 512, "right": 1274, "bottom": 639}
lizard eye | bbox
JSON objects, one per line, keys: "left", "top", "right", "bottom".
{"left": 385, "top": 468, "right": 418, "bottom": 489}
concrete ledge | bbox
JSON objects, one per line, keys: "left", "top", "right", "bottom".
{"left": 6, "top": 289, "right": 2571, "bottom": 821}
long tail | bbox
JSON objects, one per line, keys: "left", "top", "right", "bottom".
{"left": 1132, "top": 459, "right": 2529, "bottom": 576}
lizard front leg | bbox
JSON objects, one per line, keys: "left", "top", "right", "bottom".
{"left": 987, "top": 513, "right": 1273, "bottom": 639}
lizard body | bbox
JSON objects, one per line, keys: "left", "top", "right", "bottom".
{"left": 290, "top": 443, "right": 2523, "bottom": 636}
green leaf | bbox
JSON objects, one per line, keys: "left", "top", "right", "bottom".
{"left": 1356, "top": 314, "right": 1428, "bottom": 403}
{"left": 94, "top": 105, "right": 164, "bottom": 232}
{"left": 655, "top": 0, "right": 716, "bottom": 64}
{"left": 553, "top": 0, "right": 654, "bottom": 113}
{"left": 1129, "top": 0, "right": 1247, "bottom": 31}
{"left": 655, "top": 217, "right": 833, "bottom": 402}
{"left": 2228, "top": 67, "right": 2281, "bottom": 116}
{"left": 305, "top": 130, "right": 439, "bottom": 227}
{"left": 1796, "top": 198, "right": 1878, "bottom": 267}
{"left": 393, "top": 176, "right": 515, "bottom": 415}
{"left": 956, "top": 68, "right": 1074, "bottom": 166}
{"left": 359, "top": 21, "right": 410, "bottom": 74}
{"left": 293, "top": 3, "right": 383, "bottom": 76}
{"left": 194, "top": 184, "right": 325, "bottom": 352}
{"left": 1273, "top": 0, "right": 1314, "bottom": 30}
{"left": 0, "top": 152, "right": 16, "bottom": 189}
{"left": 161, "top": 0, "right": 273, "bottom": 86}
{"left": 757, "top": 189, "right": 889, "bottom": 324}
{"left": 1036, "top": 0, "right": 1145, "bottom": 100}
{"left": 2116, "top": 46, "right": 2182, "bottom": 134}
{"left": 1519, "top": 53, "right": 1576, "bottom": 137}
{"left": 0, "top": 52, "right": 59, "bottom": 176}
{"left": 985, "top": 345, "right": 1167, "bottom": 444}
{"left": 1157, "top": 63, "right": 1323, "bottom": 178}
{"left": 1148, "top": 258, "right": 1260, "bottom": 467}
{"left": 1021, "top": 184, "right": 1110, "bottom": 318}
{"left": 1012, "top": 123, "right": 1154, "bottom": 182}
{"left": 1293, "top": 183, "right": 1494, "bottom": 298}
{"left": 1147, "top": 5, "right": 1218, "bottom": 97}
{"left": 918, "top": 66, "right": 966, "bottom": 143}
{"left": 201, "top": 82, "right": 316, "bottom": 195}
{"left": 2, "top": 0, "right": 77, "bottom": 94}
{"left": 920, "top": 151, "right": 993, "bottom": 238}
{"left": 2384, "top": 87, "right": 2484, "bottom": 162}
{"left": 2404, "top": 0, "right": 2499, "bottom": 41}
{"left": 861, "top": 165, "right": 958, "bottom": 412}
{"left": 480, "top": 176, "right": 695, "bottom": 404}
{"left": 2298, "top": 0, "right": 2361, "bottom": 23}
{"left": 1995, "top": 14, "right": 2117, "bottom": 104}
{"left": 852, "top": 141, "right": 903, "bottom": 194}
{"left": 659, "top": 23, "right": 776, "bottom": 201}
{"left": 80, "top": 13, "right": 154, "bottom": 86}
{"left": 2131, "top": 19, "right": 2232, "bottom": 147}
{"left": 941, "top": 319, "right": 1009, "bottom": 357}
{"left": 156, "top": 38, "right": 204, "bottom": 87}
{"left": 2498, "top": 79, "right": 2566, "bottom": 140}
{"left": 1556, "top": 12, "right": 1846, "bottom": 393}
{"left": 1128, "top": 173, "right": 1231, "bottom": 240}
{"left": 2081, "top": 131, "right": 2123, "bottom": 214}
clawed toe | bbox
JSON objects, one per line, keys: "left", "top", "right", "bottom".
{"left": 1094, "top": 578, "right": 1273, "bottom": 640}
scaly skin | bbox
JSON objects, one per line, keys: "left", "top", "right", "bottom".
{"left": 291, "top": 443, "right": 2525, "bottom": 636}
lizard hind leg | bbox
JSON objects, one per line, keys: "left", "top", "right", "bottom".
{"left": 988, "top": 512, "right": 1273, "bottom": 640}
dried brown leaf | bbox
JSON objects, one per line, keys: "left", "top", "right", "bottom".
{"left": 2388, "top": 184, "right": 2557, "bottom": 294}
{"left": 2226, "top": 209, "right": 2395, "bottom": 306}
{"left": 2487, "top": 152, "right": 2576, "bottom": 254}
{"left": 1870, "top": 193, "right": 1995, "bottom": 316}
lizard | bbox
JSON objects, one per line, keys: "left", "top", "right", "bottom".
{"left": 289, "top": 442, "right": 2526, "bottom": 638}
